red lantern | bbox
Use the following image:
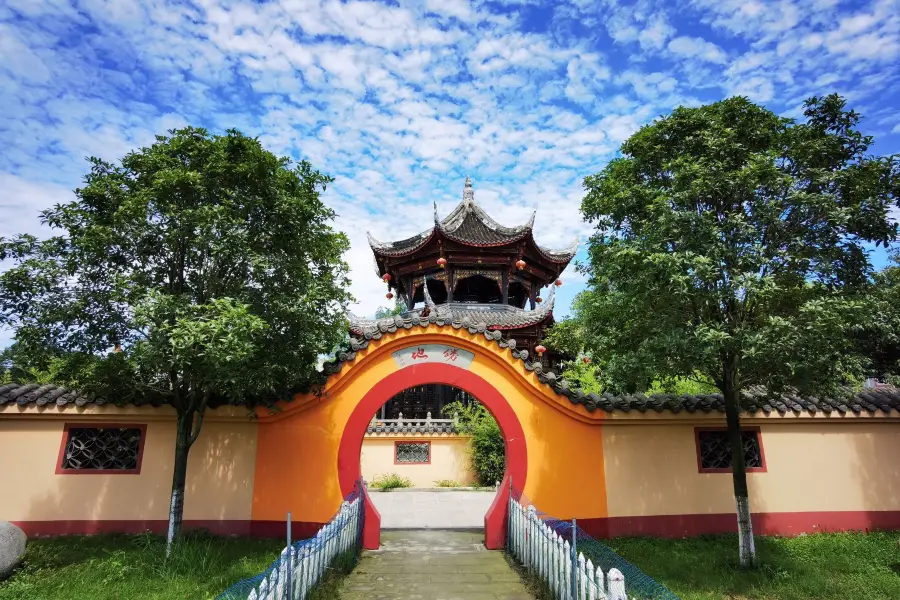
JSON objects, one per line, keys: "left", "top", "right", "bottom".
{"left": 437, "top": 257, "right": 447, "bottom": 268}
{"left": 535, "top": 344, "right": 546, "bottom": 356}
{"left": 386, "top": 292, "right": 393, "bottom": 300}
{"left": 535, "top": 296, "right": 542, "bottom": 303}
{"left": 515, "top": 259, "right": 526, "bottom": 270}
{"left": 555, "top": 278, "right": 563, "bottom": 286}
{"left": 382, "top": 273, "right": 392, "bottom": 282}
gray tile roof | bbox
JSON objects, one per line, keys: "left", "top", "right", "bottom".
{"left": 366, "top": 178, "right": 576, "bottom": 262}
{"left": 4, "top": 336, "right": 898, "bottom": 417}
{"left": 366, "top": 421, "right": 455, "bottom": 434}
{"left": 349, "top": 280, "right": 556, "bottom": 336}
{"left": 328, "top": 325, "right": 900, "bottom": 416}
{"left": 0, "top": 383, "right": 98, "bottom": 407}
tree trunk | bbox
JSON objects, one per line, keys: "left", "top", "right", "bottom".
{"left": 723, "top": 364, "right": 757, "bottom": 568}
{"left": 166, "top": 410, "right": 194, "bottom": 555}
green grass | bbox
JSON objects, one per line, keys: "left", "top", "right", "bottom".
{"left": 601, "top": 532, "right": 900, "bottom": 600}
{"left": 434, "top": 479, "right": 461, "bottom": 487}
{"left": 0, "top": 531, "right": 283, "bottom": 600}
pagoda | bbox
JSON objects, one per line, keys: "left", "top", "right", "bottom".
{"left": 351, "top": 177, "right": 577, "bottom": 420}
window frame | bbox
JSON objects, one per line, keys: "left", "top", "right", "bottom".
{"left": 393, "top": 440, "right": 431, "bottom": 465}
{"left": 56, "top": 423, "right": 148, "bottom": 475}
{"left": 694, "top": 427, "right": 766, "bottom": 474}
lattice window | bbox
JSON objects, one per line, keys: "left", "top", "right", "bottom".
{"left": 61, "top": 427, "right": 143, "bottom": 471}
{"left": 697, "top": 430, "right": 763, "bottom": 471}
{"left": 395, "top": 442, "right": 429, "bottom": 464}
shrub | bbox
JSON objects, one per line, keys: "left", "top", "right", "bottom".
{"left": 443, "top": 400, "right": 505, "bottom": 486}
{"left": 370, "top": 473, "right": 413, "bottom": 491}
{"left": 434, "top": 479, "right": 460, "bottom": 488}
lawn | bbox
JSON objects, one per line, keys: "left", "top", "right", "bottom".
{"left": 0, "top": 531, "right": 283, "bottom": 600}
{"left": 604, "top": 531, "right": 900, "bottom": 600}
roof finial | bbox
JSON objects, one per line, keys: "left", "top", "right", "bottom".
{"left": 463, "top": 175, "right": 474, "bottom": 207}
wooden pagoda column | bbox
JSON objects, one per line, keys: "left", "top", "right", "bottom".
{"left": 448, "top": 267, "right": 455, "bottom": 303}
{"left": 406, "top": 276, "right": 415, "bottom": 310}
{"left": 501, "top": 271, "right": 509, "bottom": 305}
{"left": 529, "top": 283, "right": 536, "bottom": 310}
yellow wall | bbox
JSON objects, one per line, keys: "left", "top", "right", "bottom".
{"left": 360, "top": 435, "right": 475, "bottom": 487}
{"left": 603, "top": 420, "right": 900, "bottom": 517}
{"left": 3, "top": 326, "right": 898, "bottom": 537}
{"left": 0, "top": 412, "right": 257, "bottom": 523}
{"left": 252, "top": 327, "right": 610, "bottom": 525}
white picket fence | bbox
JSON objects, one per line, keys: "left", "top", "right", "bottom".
{"left": 217, "top": 495, "right": 362, "bottom": 600}
{"left": 508, "top": 496, "right": 630, "bottom": 600}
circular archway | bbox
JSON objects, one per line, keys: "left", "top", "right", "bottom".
{"left": 337, "top": 362, "right": 528, "bottom": 550}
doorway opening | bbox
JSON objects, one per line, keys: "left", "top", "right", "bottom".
{"left": 337, "top": 362, "right": 527, "bottom": 549}
{"left": 361, "top": 384, "right": 503, "bottom": 530}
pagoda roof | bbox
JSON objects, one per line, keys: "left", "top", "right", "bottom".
{"left": 350, "top": 279, "right": 556, "bottom": 336}
{"left": 367, "top": 177, "right": 577, "bottom": 264}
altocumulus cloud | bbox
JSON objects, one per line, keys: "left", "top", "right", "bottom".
{"left": 0, "top": 0, "right": 898, "bottom": 328}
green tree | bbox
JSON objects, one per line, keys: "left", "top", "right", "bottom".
{"left": 443, "top": 400, "right": 505, "bottom": 486}
{"left": 374, "top": 299, "right": 406, "bottom": 319}
{"left": 577, "top": 94, "right": 898, "bottom": 567}
{"left": 856, "top": 252, "right": 900, "bottom": 385}
{"left": 0, "top": 127, "right": 352, "bottom": 552}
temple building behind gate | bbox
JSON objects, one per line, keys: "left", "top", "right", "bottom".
{"left": 357, "top": 177, "right": 576, "bottom": 486}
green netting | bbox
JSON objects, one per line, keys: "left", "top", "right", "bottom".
{"left": 511, "top": 486, "right": 679, "bottom": 600}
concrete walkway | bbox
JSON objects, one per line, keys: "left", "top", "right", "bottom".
{"left": 370, "top": 490, "right": 497, "bottom": 529}
{"left": 340, "top": 530, "right": 534, "bottom": 600}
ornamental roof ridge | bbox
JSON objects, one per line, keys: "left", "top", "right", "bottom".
{"left": 348, "top": 284, "right": 556, "bottom": 337}
{"left": 322, "top": 325, "right": 900, "bottom": 417}
{"left": 5, "top": 356, "right": 900, "bottom": 417}
{"left": 536, "top": 236, "right": 580, "bottom": 262}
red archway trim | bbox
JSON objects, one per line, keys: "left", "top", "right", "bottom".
{"left": 337, "top": 362, "right": 528, "bottom": 550}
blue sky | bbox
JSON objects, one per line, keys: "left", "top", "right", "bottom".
{"left": 1, "top": 0, "right": 899, "bottom": 339}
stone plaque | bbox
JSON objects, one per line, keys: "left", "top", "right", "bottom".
{"left": 392, "top": 344, "right": 475, "bottom": 370}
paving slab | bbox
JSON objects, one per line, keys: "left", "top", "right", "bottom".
{"left": 340, "top": 530, "right": 534, "bottom": 600}
{"left": 369, "top": 490, "right": 497, "bottom": 529}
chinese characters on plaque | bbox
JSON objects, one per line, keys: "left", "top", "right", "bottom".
{"left": 392, "top": 344, "right": 475, "bottom": 370}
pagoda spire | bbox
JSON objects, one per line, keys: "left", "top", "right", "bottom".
{"left": 463, "top": 175, "right": 474, "bottom": 206}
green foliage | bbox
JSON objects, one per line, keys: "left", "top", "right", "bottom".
{"left": 0, "top": 533, "right": 282, "bottom": 600}
{"left": 370, "top": 473, "right": 413, "bottom": 490}
{"left": 444, "top": 400, "right": 505, "bottom": 486}
{"left": 434, "top": 479, "right": 461, "bottom": 487}
{"left": 374, "top": 300, "right": 406, "bottom": 319}
{"left": 579, "top": 94, "right": 898, "bottom": 397}
{"left": 555, "top": 356, "right": 605, "bottom": 395}
{"left": 576, "top": 94, "right": 899, "bottom": 566}
{"left": 646, "top": 373, "right": 719, "bottom": 396}
{"left": 855, "top": 252, "right": 900, "bottom": 384}
{"left": 0, "top": 127, "right": 352, "bottom": 544}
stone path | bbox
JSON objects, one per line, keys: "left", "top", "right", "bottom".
{"left": 370, "top": 490, "right": 496, "bottom": 529}
{"left": 340, "top": 530, "right": 534, "bottom": 600}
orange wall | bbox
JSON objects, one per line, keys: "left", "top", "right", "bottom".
{"left": 0, "top": 412, "right": 257, "bottom": 524}
{"left": 603, "top": 420, "right": 900, "bottom": 517}
{"left": 360, "top": 435, "right": 476, "bottom": 487}
{"left": 251, "top": 327, "right": 610, "bottom": 525}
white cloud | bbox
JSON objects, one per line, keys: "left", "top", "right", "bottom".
{"left": 0, "top": 0, "right": 898, "bottom": 328}
{"left": 667, "top": 36, "right": 729, "bottom": 64}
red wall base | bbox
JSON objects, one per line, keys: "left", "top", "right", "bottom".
{"left": 578, "top": 510, "right": 900, "bottom": 539}
{"left": 16, "top": 510, "right": 899, "bottom": 544}
{"left": 13, "top": 519, "right": 324, "bottom": 539}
